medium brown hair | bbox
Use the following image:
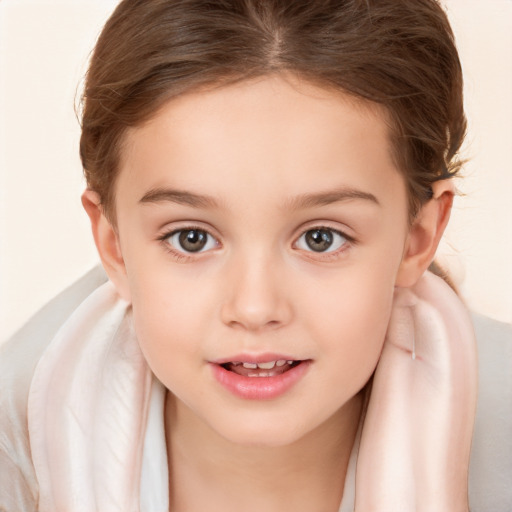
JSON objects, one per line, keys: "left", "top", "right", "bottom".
{"left": 80, "top": 0, "right": 466, "bottom": 222}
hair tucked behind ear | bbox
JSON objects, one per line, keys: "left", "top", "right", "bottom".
{"left": 80, "top": 0, "right": 466, "bottom": 226}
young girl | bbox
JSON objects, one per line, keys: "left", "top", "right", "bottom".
{"left": 0, "top": 0, "right": 510, "bottom": 510}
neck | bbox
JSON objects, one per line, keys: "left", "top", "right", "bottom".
{"left": 165, "top": 391, "right": 364, "bottom": 512}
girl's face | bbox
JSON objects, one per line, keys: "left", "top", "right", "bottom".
{"left": 114, "top": 75, "right": 410, "bottom": 446}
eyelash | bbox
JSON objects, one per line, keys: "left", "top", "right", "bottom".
{"left": 157, "top": 224, "right": 218, "bottom": 262}
{"left": 157, "top": 224, "right": 355, "bottom": 262}
{"left": 294, "top": 225, "right": 355, "bottom": 261}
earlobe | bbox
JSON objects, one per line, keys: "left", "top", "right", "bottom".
{"left": 81, "top": 189, "right": 131, "bottom": 302}
{"left": 395, "top": 180, "right": 454, "bottom": 288}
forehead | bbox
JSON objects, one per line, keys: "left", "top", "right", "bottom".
{"left": 116, "top": 74, "right": 404, "bottom": 213}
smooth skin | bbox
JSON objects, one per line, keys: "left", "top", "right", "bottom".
{"left": 83, "top": 74, "right": 457, "bottom": 511}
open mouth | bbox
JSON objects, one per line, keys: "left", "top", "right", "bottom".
{"left": 212, "top": 357, "right": 311, "bottom": 399}
{"left": 220, "top": 360, "right": 303, "bottom": 378}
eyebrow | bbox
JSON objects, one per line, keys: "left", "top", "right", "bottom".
{"left": 139, "top": 188, "right": 219, "bottom": 208}
{"left": 139, "top": 186, "right": 380, "bottom": 210}
{"left": 284, "top": 188, "right": 380, "bottom": 210}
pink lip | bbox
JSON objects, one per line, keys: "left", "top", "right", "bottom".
{"left": 210, "top": 359, "right": 311, "bottom": 400}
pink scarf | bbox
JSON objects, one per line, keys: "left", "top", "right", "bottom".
{"left": 28, "top": 282, "right": 169, "bottom": 512}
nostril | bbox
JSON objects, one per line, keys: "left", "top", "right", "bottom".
{"left": 224, "top": 317, "right": 284, "bottom": 332}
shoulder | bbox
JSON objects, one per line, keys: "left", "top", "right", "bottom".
{"left": 469, "top": 313, "right": 512, "bottom": 512}
{"left": 0, "top": 266, "right": 108, "bottom": 511}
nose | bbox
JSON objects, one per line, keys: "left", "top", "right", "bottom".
{"left": 220, "top": 252, "right": 293, "bottom": 332}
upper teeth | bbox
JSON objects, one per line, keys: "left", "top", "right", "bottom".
{"left": 241, "top": 360, "right": 292, "bottom": 370}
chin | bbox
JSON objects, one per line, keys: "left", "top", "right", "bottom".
{"left": 218, "top": 422, "right": 311, "bottom": 448}
{"left": 207, "top": 405, "right": 337, "bottom": 448}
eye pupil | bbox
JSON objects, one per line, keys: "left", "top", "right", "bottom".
{"left": 179, "top": 230, "right": 208, "bottom": 252}
{"left": 305, "top": 229, "right": 333, "bottom": 252}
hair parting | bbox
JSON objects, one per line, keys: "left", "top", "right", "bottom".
{"left": 80, "top": 0, "right": 466, "bottom": 226}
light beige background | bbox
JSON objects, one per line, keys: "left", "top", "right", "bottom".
{"left": 1, "top": 0, "right": 511, "bottom": 343}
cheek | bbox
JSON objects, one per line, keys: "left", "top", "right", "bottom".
{"left": 127, "top": 274, "right": 204, "bottom": 370}
{"left": 305, "top": 266, "right": 396, "bottom": 382}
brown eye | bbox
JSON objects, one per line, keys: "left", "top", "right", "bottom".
{"left": 296, "top": 228, "right": 348, "bottom": 253}
{"left": 167, "top": 229, "right": 216, "bottom": 253}
{"left": 305, "top": 229, "right": 333, "bottom": 252}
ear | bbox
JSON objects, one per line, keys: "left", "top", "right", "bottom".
{"left": 395, "top": 180, "right": 454, "bottom": 288}
{"left": 81, "top": 189, "right": 131, "bottom": 302}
